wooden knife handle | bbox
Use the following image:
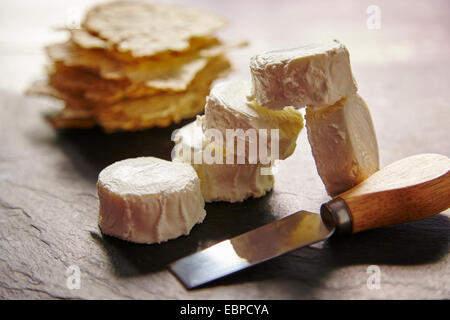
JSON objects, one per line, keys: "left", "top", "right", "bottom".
{"left": 321, "top": 153, "right": 450, "bottom": 234}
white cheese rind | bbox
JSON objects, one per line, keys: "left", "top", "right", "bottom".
{"left": 97, "top": 157, "right": 205, "bottom": 244}
{"left": 250, "top": 40, "right": 358, "bottom": 110}
{"left": 204, "top": 80, "right": 304, "bottom": 160}
{"left": 306, "top": 93, "right": 379, "bottom": 196}
{"left": 173, "top": 117, "right": 274, "bottom": 202}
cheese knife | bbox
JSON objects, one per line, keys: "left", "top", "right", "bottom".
{"left": 168, "top": 153, "right": 450, "bottom": 289}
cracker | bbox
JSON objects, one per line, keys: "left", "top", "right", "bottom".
{"left": 48, "top": 63, "right": 130, "bottom": 104}
{"left": 48, "top": 108, "right": 96, "bottom": 129}
{"left": 95, "top": 55, "right": 231, "bottom": 132}
{"left": 27, "top": 80, "right": 93, "bottom": 110}
{"left": 83, "top": 2, "right": 226, "bottom": 57}
{"left": 70, "top": 29, "right": 110, "bottom": 50}
{"left": 29, "top": 2, "right": 238, "bottom": 132}
{"left": 47, "top": 42, "right": 229, "bottom": 104}
{"left": 71, "top": 27, "right": 221, "bottom": 62}
{"left": 46, "top": 42, "right": 124, "bottom": 80}
{"left": 47, "top": 40, "right": 227, "bottom": 84}
{"left": 30, "top": 56, "right": 231, "bottom": 131}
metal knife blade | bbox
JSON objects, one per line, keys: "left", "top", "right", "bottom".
{"left": 168, "top": 154, "right": 450, "bottom": 289}
{"left": 168, "top": 211, "right": 334, "bottom": 289}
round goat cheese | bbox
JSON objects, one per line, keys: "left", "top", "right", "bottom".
{"left": 97, "top": 157, "right": 206, "bottom": 243}
{"left": 250, "top": 40, "right": 358, "bottom": 110}
{"left": 204, "top": 80, "right": 304, "bottom": 161}
{"left": 306, "top": 93, "right": 379, "bottom": 195}
{"left": 172, "top": 116, "right": 274, "bottom": 202}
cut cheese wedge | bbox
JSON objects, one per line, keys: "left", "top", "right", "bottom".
{"left": 172, "top": 116, "right": 274, "bottom": 202}
{"left": 305, "top": 93, "right": 379, "bottom": 196}
{"left": 97, "top": 157, "right": 206, "bottom": 243}
{"left": 250, "top": 40, "right": 357, "bottom": 110}
{"left": 204, "top": 80, "right": 303, "bottom": 161}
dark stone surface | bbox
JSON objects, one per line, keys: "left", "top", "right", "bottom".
{"left": 0, "top": 85, "right": 448, "bottom": 299}
{"left": 0, "top": 0, "right": 449, "bottom": 299}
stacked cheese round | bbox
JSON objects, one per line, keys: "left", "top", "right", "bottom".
{"left": 250, "top": 40, "right": 358, "bottom": 110}
{"left": 173, "top": 80, "right": 303, "bottom": 202}
{"left": 204, "top": 80, "right": 304, "bottom": 161}
{"left": 305, "top": 94, "right": 379, "bottom": 195}
{"left": 249, "top": 40, "right": 379, "bottom": 195}
{"left": 97, "top": 157, "right": 206, "bottom": 243}
{"left": 173, "top": 116, "right": 274, "bottom": 202}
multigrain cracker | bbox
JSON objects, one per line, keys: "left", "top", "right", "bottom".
{"left": 32, "top": 55, "right": 231, "bottom": 131}
{"left": 48, "top": 108, "right": 96, "bottom": 129}
{"left": 70, "top": 29, "right": 109, "bottom": 50}
{"left": 46, "top": 40, "right": 225, "bottom": 82}
{"left": 27, "top": 80, "right": 93, "bottom": 110}
{"left": 83, "top": 2, "right": 227, "bottom": 57}
{"left": 46, "top": 41, "right": 231, "bottom": 104}
{"left": 95, "top": 55, "right": 231, "bottom": 132}
{"left": 27, "top": 1, "right": 239, "bottom": 131}
{"left": 71, "top": 27, "right": 221, "bottom": 62}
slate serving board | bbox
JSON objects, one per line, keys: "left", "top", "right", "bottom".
{"left": 0, "top": 0, "right": 449, "bottom": 299}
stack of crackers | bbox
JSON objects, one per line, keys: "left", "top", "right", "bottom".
{"left": 28, "top": 1, "right": 235, "bottom": 132}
